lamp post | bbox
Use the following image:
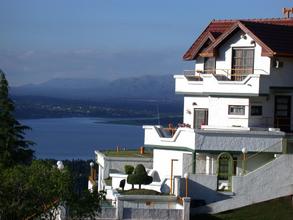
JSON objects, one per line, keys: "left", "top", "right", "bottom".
{"left": 57, "top": 161, "right": 64, "bottom": 170}
{"left": 90, "top": 161, "right": 95, "bottom": 180}
{"left": 170, "top": 159, "right": 178, "bottom": 195}
{"left": 242, "top": 147, "right": 247, "bottom": 175}
{"left": 184, "top": 172, "right": 189, "bottom": 197}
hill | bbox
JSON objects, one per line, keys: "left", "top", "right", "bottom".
{"left": 11, "top": 74, "right": 178, "bottom": 101}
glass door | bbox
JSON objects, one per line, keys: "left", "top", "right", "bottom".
{"left": 275, "top": 95, "right": 291, "bottom": 132}
{"left": 194, "top": 108, "right": 208, "bottom": 129}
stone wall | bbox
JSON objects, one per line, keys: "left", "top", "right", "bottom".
{"left": 123, "top": 208, "right": 182, "bottom": 220}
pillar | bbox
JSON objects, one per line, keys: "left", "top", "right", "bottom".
{"left": 182, "top": 197, "right": 191, "bottom": 220}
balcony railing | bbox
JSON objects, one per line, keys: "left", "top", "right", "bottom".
{"left": 183, "top": 68, "right": 267, "bottom": 82}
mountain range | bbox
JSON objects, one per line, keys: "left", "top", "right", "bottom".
{"left": 11, "top": 74, "right": 179, "bottom": 101}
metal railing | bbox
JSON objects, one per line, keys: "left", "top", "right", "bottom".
{"left": 183, "top": 68, "right": 266, "bottom": 82}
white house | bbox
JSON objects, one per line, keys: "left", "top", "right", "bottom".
{"left": 143, "top": 17, "right": 293, "bottom": 211}
{"left": 93, "top": 17, "right": 293, "bottom": 214}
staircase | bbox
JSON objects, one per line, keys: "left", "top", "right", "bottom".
{"left": 192, "top": 154, "right": 293, "bottom": 214}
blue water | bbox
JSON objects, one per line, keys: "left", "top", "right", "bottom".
{"left": 21, "top": 117, "right": 144, "bottom": 160}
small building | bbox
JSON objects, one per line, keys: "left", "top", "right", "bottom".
{"left": 95, "top": 149, "right": 153, "bottom": 192}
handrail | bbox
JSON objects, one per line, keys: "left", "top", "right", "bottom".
{"left": 183, "top": 68, "right": 267, "bottom": 74}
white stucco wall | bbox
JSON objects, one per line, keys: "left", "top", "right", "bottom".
{"left": 215, "top": 30, "right": 270, "bottom": 76}
{"left": 184, "top": 96, "right": 249, "bottom": 128}
{"left": 153, "top": 149, "right": 192, "bottom": 181}
{"left": 260, "top": 57, "right": 293, "bottom": 93}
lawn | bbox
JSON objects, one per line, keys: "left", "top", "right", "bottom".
{"left": 103, "top": 149, "right": 153, "bottom": 158}
{"left": 191, "top": 196, "right": 293, "bottom": 220}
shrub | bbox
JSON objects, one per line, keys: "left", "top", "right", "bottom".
{"left": 127, "top": 164, "right": 153, "bottom": 189}
{"left": 124, "top": 165, "right": 134, "bottom": 175}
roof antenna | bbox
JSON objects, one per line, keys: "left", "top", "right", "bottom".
{"left": 283, "top": 7, "right": 293, "bottom": 18}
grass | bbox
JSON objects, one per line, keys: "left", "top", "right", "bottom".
{"left": 191, "top": 196, "right": 293, "bottom": 220}
{"left": 103, "top": 149, "right": 153, "bottom": 158}
{"left": 118, "top": 189, "right": 163, "bottom": 195}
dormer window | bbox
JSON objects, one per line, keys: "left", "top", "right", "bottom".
{"left": 204, "top": 57, "right": 215, "bottom": 74}
{"left": 231, "top": 48, "right": 254, "bottom": 81}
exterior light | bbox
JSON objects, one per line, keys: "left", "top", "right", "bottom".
{"left": 184, "top": 172, "right": 189, "bottom": 197}
{"left": 90, "top": 161, "right": 96, "bottom": 180}
{"left": 57, "top": 161, "right": 64, "bottom": 170}
{"left": 241, "top": 147, "right": 248, "bottom": 175}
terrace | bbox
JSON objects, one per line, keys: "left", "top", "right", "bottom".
{"left": 102, "top": 148, "right": 153, "bottom": 158}
{"left": 143, "top": 125, "right": 285, "bottom": 153}
{"left": 174, "top": 69, "right": 269, "bottom": 96}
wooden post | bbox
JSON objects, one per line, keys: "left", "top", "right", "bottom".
{"left": 170, "top": 160, "right": 173, "bottom": 195}
{"left": 185, "top": 177, "right": 188, "bottom": 197}
{"left": 170, "top": 159, "right": 178, "bottom": 195}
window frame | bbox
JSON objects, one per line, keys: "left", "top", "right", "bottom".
{"left": 231, "top": 47, "right": 255, "bottom": 80}
{"left": 204, "top": 57, "right": 216, "bottom": 74}
{"left": 228, "top": 105, "right": 245, "bottom": 116}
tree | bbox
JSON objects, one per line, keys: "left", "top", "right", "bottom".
{"left": 0, "top": 70, "right": 34, "bottom": 167}
{"left": 0, "top": 160, "right": 105, "bottom": 219}
{"left": 127, "top": 164, "right": 153, "bottom": 189}
{"left": 124, "top": 164, "right": 134, "bottom": 174}
{"left": 0, "top": 72, "right": 105, "bottom": 219}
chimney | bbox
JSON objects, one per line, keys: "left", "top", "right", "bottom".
{"left": 140, "top": 146, "right": 145, "bottom": 155}
{"left": 283, "top": 7, "right": 293, "bottom": 18}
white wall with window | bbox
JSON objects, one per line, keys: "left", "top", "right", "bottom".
{"left": 183, "top": 96, "right": 250, "bottom": 128}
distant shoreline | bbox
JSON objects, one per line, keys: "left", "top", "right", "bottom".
{"left": 20, "top": 115, "right": 183, "bottom": 126}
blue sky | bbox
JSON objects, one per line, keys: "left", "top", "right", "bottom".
{"left": 0, "top": 0, "right": 292, "bottom": 85}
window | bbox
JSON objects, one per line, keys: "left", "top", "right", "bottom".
{"left": 231, "top": 48, "right": 254, "bottom": 81}
{"left": 251, "top": 106, "right": 262, "bottom": 116}
{"left": 228, "top": 105, "right": 245, "bottom": 115}
{"left": 204, "top": 57, "right": 215, "bottom": 74}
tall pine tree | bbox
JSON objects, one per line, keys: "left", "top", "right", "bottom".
{"left": 0, "top": 70, "right": 34, "bottom": 167}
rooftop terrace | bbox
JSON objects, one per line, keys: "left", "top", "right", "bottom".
{"left": 101, "top": 149, "right": 153, "bottom": 158}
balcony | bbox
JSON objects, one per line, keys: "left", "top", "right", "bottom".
{"left": 143, "top": 125, "right": 285, "bottom": 153}
{"left": 174, "top": 69, "right": 269, "bottom": 96}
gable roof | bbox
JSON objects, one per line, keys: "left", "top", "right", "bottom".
{"left": 183, "top": 18, "right": 293, "bottom": 60}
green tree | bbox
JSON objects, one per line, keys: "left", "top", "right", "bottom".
{"left": 0, "top": 70, "right": 34, "bottom": 167}
{"left": 127, "top": 164, "right": 153, "bottom": 189}
{"left": 0, "top": 160, "right": 105, "bottom": 219}
{"left": 124, "top": 164, "right": 134, "bottom": 174}
{"left": 0, "top": 72, "right": 105, "bottom": 219}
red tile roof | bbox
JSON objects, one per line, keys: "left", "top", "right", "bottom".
{"left": 183, "top": 18, "right": 293, "bottom": 60}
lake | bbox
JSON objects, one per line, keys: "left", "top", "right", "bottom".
{"left": 21, "top": 117, "right": 144, "bottom": 160}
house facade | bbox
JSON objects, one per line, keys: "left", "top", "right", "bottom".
{"left": 143, "top": 18, "right": 293, "bottom": 197}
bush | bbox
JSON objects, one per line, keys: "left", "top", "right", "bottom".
{"left": 127, "top": 164, "right": 153, "bottom": 189}
{"left": 124, "top": 165, "right": 134, "bottom": 175}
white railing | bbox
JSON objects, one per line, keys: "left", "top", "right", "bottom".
{"left": 183, "top": 68, "right": 268, "bottom": 82}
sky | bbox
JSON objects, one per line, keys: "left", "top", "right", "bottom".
{"left": 0, "top": 0, "right": 292, "bottom": 86}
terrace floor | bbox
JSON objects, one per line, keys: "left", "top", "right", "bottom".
{"left": 102, "top": 149, "right": 153, "bottom": 158}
